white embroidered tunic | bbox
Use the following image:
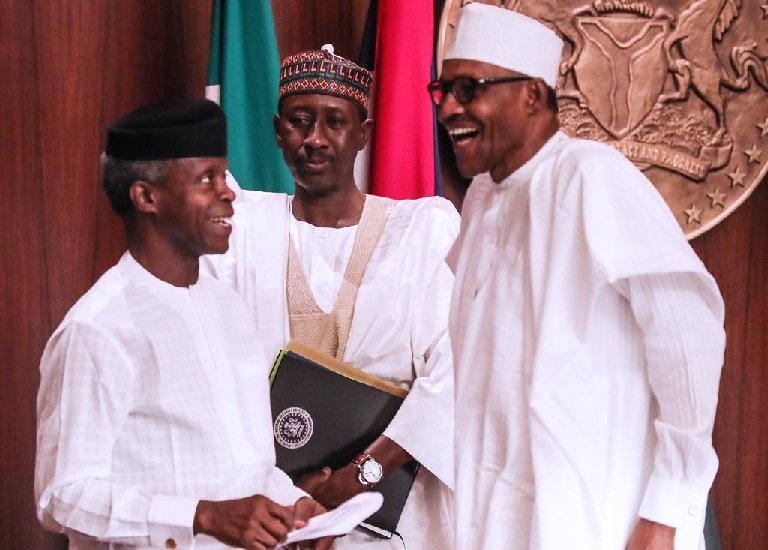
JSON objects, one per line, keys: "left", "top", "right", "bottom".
{"left": 205, "top": 189, "right": 459, "bottom": 549}
{"left": 36, "top": 253, "right": 305, "bottom": 549}
{"left": 448, "top": 132, "right": 725, "bottom": 550}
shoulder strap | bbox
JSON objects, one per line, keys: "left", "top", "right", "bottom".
{"left": 334, "top": 195, "right": 392, "bottom": 359}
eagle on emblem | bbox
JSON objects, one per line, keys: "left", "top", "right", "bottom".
{"left": 661, "top": 0, "right": 768, "bottom": 144}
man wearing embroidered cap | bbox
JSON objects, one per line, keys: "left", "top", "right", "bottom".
{"left": 35, "top": 98, "right": 333, "bottom": 550}
{"left": 435, "top": 4, "right": 725, "bottom": 550}
{"left": 205, "top": 46, "right": 457, "bottom": 549}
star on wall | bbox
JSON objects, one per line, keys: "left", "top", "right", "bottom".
{"left": 728, "top": 165, "right": 746, "bottom": 187}
{"left": 744, "top": 144, "right": 762, "bottom": 164}
{"left": 684, "top": 203, "right": 703, "bottom": 225}
{"left": 757, "top": 117, "right": 768, "bottom": 137}
{"left": 707, "top": 188, "right": 727, "bottom": 208}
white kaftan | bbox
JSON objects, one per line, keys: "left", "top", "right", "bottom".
{"left": 449, "top": 132, "right": 725, "bottom": 550}
{"left": 35, "top": 253, "right": 305, "bottom": 550}
{"left": 204, "top": 190, "right": 458, "bottom": 549}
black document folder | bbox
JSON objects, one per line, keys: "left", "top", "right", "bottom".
{"left": 270, "top": 340, "right": 419, "bottom": 538}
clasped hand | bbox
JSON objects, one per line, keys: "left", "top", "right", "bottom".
{"left": 194, "top": 493, "right": 333, "bottom": 549}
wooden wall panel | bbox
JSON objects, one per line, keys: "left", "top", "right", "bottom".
{"left": 1, "top": 0, "right": 766, "bottom": 548}
{"left": 35, "top": 2, "right": 110, "bottom": 329}
{"left": 272, "top": 0, "right": 369, "bottom": 62}
{"left": 0, "top": 4, "right": 53, "bottom": 549}
{"left": 695, "top": 178, "right": 768, "bottom": 549}
{"left": 0, "top": 1, "right": 212, "bottom": 548}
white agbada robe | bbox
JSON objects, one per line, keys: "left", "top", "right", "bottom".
{"left": 448, "top": 132, "right": 725, "bottom": 550}
{"left": 204, "top": 189, "right": 459, "bottom": 549}
{"left": 36, "top": 253, "right": 305, "bottom": 550}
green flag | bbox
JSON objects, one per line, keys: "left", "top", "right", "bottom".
{"left": 206, "top": 0, "right": 293, "bottom": 192}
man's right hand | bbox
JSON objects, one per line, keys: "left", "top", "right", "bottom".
{"left": 193, "top": 494, "right": 300, "bottom": 550}
{"left": 626, "top": 518, "right": 675, "bottom": 550}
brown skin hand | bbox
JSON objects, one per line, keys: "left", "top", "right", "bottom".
{"left": 194, "top": 495, "right": 333, "bottom": 550}
{"left": 626, "top": 519, "right": 676, "bottom": 550}
{"left": 297, "top": 436, "right": 412, "bottom": 509}
{"left": 293, "top": 497, "right": 335, "bottom": 550}
{"left": 193, "top": 494, "right": 297, "bottom": 550}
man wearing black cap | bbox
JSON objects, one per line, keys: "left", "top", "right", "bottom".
{"left": 35, "top": 99, "right": 332, "bottom": 550}
{"left": 204, "top": 46, "right": 457, "bottom": 549}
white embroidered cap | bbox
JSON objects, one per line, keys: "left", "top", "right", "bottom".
{"left": 444, "top": 3, "right": 564, "bottom": 88}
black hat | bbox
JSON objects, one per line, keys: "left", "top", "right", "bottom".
{"left": 106, "top": 98, "right": 227, "bottom": 161}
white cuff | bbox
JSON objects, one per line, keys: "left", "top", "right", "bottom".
{"left": 148, "top": 495, "right": 198, "bottom": 549}
{"left": 639, "top": 473, "right": 708, "bottom": 529}
{"left": 382, "top": 374, "right": 454, "bottom": 487}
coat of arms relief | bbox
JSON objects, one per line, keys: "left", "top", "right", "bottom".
{"left": 440, "top": 0, "right": 768, "bottom": 238}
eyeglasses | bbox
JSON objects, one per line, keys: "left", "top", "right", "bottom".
{"left": 427, "top": 75, "right": 532, "bottom": 106}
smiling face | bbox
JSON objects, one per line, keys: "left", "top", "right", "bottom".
{"left": 275, "top": 94, "right": 371, "bottom": 196}
{"left": 438, "top": 59, "right": 535, "bottom": 182}
{"left": 149, "top": 156, "right": 235, "bottom": 258}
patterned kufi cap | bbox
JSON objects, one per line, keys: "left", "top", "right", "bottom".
{"left": 279, "top": 44, "right": 374, "bottom": 113}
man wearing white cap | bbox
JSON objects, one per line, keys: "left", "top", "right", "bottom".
{"left": 432, "top": 3, "right": 725, "bottom": 550}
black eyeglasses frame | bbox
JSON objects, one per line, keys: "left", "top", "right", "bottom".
{"left": 427, "top": 75, "right": 532, "bottom": 106}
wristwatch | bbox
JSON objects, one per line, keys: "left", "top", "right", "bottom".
{"left": 353, "top": 453, "right": 383, "bottom": 487}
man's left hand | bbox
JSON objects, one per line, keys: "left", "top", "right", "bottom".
{"left": 626, "top": 518, "right": 675, "bottom": 550}
{"left": 292, "top": 497, "right": 334, "bottom": 550}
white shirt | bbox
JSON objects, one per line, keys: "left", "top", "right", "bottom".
{"left": 449, "top": 132, "right": 725, "bottom": 550}
{"left": 289, "top": 218, "right": 357, "bottom": 313}
{"left": 204, "top": 190, "right": 459, "bottom": 549}
{"left": 35, "top": 253, "right": 304, "bottom": 550}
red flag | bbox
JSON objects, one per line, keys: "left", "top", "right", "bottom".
{"left": 369, "top": 1, "right": 436, "bottom": 199}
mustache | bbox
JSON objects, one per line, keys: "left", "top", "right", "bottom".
{"left": 297, "top": 150, "right": 332, "bottom": 163}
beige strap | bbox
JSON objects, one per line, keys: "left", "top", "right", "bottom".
{"left": 287, "top": 195, "right": 392, "bottom": 360}
{"left": 287, "top": 241, "right": 340, "bottom": 357}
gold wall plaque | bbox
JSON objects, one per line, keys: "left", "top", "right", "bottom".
{"left": 439, "top": 0, "right": 768, "bottom": 239}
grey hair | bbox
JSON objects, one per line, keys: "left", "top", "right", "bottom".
{"left": 100, "top": 153, "right": 174, "bottom": 215}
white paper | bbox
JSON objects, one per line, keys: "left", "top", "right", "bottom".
{"left": 277, "top": 492, "right": 384, "bottom": 548}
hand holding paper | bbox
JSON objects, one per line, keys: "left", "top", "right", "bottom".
{"left": 278, "top": 492, "right": 384, "bottom": 548}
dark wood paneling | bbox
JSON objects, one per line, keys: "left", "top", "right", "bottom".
{"left": 0, "top": 1, "right": 212, "bottom": 547}
{"left": 35, "top": 2, "right": 110, "bottom": 329}
{"left": 0, "top": 3, "right": 53, "bottom": 548}
{"left": 695, "top": 178, "right": 768, "bottom": 549}
{"left": 272, "top": 0, "right": 369, "bottom": 62}
{"left": 1, "top": 0, "right": 766, "bottom": 548}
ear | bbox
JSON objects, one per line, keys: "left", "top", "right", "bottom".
{"left": 129, "top": 180, "right": 159, "bottom": 214}
{"left": 274, "top": 114, "right": 283, "bottom": 149}
{"left": 523, "top": 79, "right": 545, "bottom": 112}
{"left": 358, "top": 118, "right": 373, "bottom": 151}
